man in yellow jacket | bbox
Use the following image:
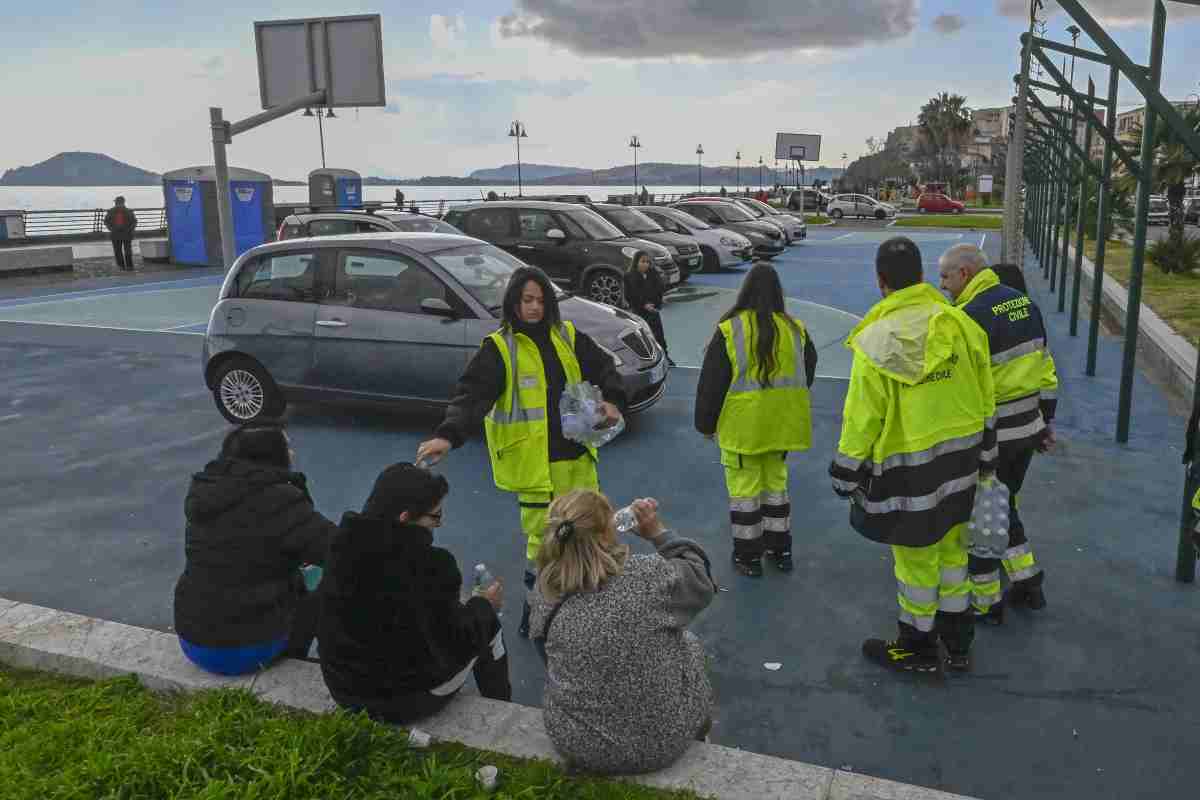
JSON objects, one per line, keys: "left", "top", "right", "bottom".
{"left": 939, "top": 245, "right": 1057, "bottom": 623}
{"left": 830, "top": 237, "right": 996, "bottom": 674}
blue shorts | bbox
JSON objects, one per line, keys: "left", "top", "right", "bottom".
{"left": 179, "top": 636, "right": 288, "bottom": 676}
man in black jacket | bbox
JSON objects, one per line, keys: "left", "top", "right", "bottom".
{"left": 104, "top": 196, "right": 138, "bottom": 271}
{"left": 318, "top": 463, "right": 510, "bottom": 724}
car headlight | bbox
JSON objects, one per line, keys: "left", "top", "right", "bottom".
{"left": 597, "top": 342, "right": 624, "bottom": 367}
{"left": 620, "top": 246, "right": 638, "bottom": 259}
{"left": 719, "top": 235, "right": 739, "bottom": 246}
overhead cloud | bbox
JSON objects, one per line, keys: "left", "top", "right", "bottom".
{"left": 430, "top": 13, "right": 467, "bottom": 48}
{"left": 498, "top": 0, "right": 919, "bottom": 58}
{"left": 932, "top": 13, "right": 966, "bottom": 34}
{"left": 997, "top": 0, "right": 1200, "bottom": 25}
{"left": 389, "top": 73, "right": 589, "bottom": 101}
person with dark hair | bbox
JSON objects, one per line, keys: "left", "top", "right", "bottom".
{"left": 416, "top": 266, "right": 626, "bottom": 636}
{"left": 829, "top": 237, "right": 996, "bottom": 675}
{"left": 173, "top": 423, "right": 337, "bottom": 675}
{"left": 394, "top": 189, "right": 405, "bottom": 209}
{"left": 938, "top": 245, "right": 1058, "bottom": 624}
{"left": 104, "top": 196, "right": 138, "bottom": 271}
{"left": 623, "top": 251, "right": 675, "bottom": 366}
{"left": 317, "top": 463, "right": 511, "bottom": 723}
{"left": 695, "top": 262, "right": 817, "bottom": 576}
{"left": 990, "top": 262, "right": 1028, "bottom": 294}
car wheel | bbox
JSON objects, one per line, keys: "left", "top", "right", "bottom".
{"left": 700, "top": 245, "right": 720, "bottom": 274}
{"left": 212, "top": 357, "right": 286, "bottom": 425}
{"left": 831, "top": 208, "right": 844, "bottom": 219}
{"left": 875, "top": 209, "right": 886, "bottom": 220}
{"left": 918, "top": 207, "right": 927, "bottom": 214}
{"left": 953, "top": 207, "right": 963, "bottom": 214}
{"left": 584, "top": 269, "right": 625, "bottom": 306}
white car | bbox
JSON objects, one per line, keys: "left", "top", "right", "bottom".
{"left": 635, "top": 206, "right": 754, "bottom": 273}
{"left": 827, "top": 194, "right": 897, "bottom": 220}
{"left": 1147, "top": 196, "right": 1169, "bottom": 226}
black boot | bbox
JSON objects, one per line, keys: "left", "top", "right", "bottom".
{"left": 937, "top": 610, "right": 975, "bottom": 673}
{"left": 973, "top": 600, "right": 1004, "bottom": 626}
{"left": 765, "top": 549, "right": 793, "bottom": 572}
{"left": 1008, "top": 575, "right": 1046, "bottom": 610}
{"left": 518, "top": 569, "right": 536, "bottom": 637}
{"left": 731, "top": 551, "right": 763, "bottom": 577}
{"left": 862, "top": 624, "right": 943, "bottom": 675}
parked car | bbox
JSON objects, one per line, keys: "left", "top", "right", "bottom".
{"left": 203, "top": 233, "right": 668, "bottom": 425}
{"left": 1185, "top": 197, "right": 1200, "bottom": 225}
{"left": 786, "top": 188, "right": 831, "bottom": 212}
{"left": 683, "top": 196, "right": 797, "bottom": 244}
{"left": 736, "top": 196, "right": 808, "bottom": 241}
{"left": 917, "top": 193, "right": 965, "bottom": 214}
{"left": 1147, "top": 196, "right": 1169, "bottom": 226}
{"left": 442, "top": 201, "right": 679, "bottom": 307}
{"left": 826, "top": 194, "right": 897, "bottom": 220}
{"left": 634, "top": 206, "right": 753, "bottom": 273}
{"left": 276, "top": 210, "right": 462, "bottom": 240}
{"left": 586, "top": 203, "right": 703, "bottom": 280}
{"left": 670, "top": 200, "right": 786, "bottom": 259}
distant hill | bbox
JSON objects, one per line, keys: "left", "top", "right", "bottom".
{"left": 0, "top": 152, "right": 160, "bottom": 186}
{"left": 469, "top": 163, "right": 591, "bottom": 182}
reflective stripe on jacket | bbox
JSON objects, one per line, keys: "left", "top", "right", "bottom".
{"left": 715, "top": 311, "right": 812, "bottom": 454}
{"left": 956, "top": 268, "right": 1059, "bottom": 449}
{"left": 830, "top": 283, "right": 997, "bottom": 548}
{"left": 484, "top": 322, "right": 594, "bottom": 493}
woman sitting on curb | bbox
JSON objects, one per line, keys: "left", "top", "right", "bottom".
{"left": 318, "top": 463, "right": 511, "bottom": 724}
{"left": 528, "top": 490, "right": 717, "bottom": 774}
{"left": 173, "top": 423, "right": 336, "bottom": 675}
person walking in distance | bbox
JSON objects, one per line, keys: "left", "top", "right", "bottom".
{"left": 623, "top": 251, "right": 675, "bottom": 367}
{"left": 695, "top": 262, "right": 817, "bottom": 576}
{"left": 830, "top": 237, "right": 996, "bottom": 674}
{"left": 104, "top": 196, "right": 138, "bottom": 271}
{"left": 416, "top": 266, "right": 625, "bottom": 636}
{"left": 938, "top": 249, "right": 1057, "bottom": 622}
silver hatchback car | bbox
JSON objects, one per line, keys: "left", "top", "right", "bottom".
{"left": 202, "top": 232, "right": 668, "bottom": 424}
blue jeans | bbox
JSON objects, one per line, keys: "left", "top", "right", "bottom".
{"left": 179, "top": 636, "right": 288, "bottom": 676}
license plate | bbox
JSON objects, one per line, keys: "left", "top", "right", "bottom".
{"left": 688, "top": 257, "right": 700, "bottom": 266}
{"left": 651, "top": 360, "right": 667, "bottom": 382}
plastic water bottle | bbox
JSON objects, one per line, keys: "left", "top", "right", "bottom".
{"left": 472, "top": 563, "right": 495, "bottom": 595}
{"left": 613, "top": 505, "right": 639, "bottom": 535}
{"left": 300, "top": 564, "right": 323, "bottom": 592}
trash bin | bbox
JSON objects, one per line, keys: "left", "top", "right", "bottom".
{"left": 162, "top": 166, "right": 275, "bottom": 267}
{"left": 309, "top": 168, "right": 362, "bottom": 210}
{"left": 0, "top": 210, "right": 25, "bottom": 240}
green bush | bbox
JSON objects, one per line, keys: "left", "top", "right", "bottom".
{"left": 1147, "top": 234, "right": 1200, "bottom": 274}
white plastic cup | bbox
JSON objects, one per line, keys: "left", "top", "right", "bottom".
{"left": 476, "top": 765, "right": 499, "bottom": 792}
{"left": 408, "top": 729, "right": 431, "bottom": 748}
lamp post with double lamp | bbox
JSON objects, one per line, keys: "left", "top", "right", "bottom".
{"left": 508, "top": 121, "right": 528, "bottom": 197}
{"left": 302, "top": 106, "right": 337, "bottom": 169}
{"left": 758, "top": 156, "right": 764, "bottom": 191}
{"left": 841, "top": 152, "right": 848, "bottom": 191}
{"left": 629, "top": 135, "right": 641, "bottom": 198}
{"left": 696, "top": 144, "right": 704, "bottom": 192}
{"left": 736, "top": 150, "right": 741, "bottom": 192}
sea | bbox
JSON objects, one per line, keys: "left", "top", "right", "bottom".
{"left": 0, "top": 185, "right": 724, "bottom": 211}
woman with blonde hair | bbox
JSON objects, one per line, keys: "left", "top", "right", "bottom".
{"left": 528, "top": 490, "right": 718, "bottom": 774}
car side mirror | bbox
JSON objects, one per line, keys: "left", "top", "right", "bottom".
{"left": 546, "top": 228, "right": 566, "bottom": 241}
{"left": 421, "top": 297, "right": 458, "bottom": 319}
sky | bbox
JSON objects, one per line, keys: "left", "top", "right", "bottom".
{"left": 3, "top": 0, "right": 1199, "bottom": 180}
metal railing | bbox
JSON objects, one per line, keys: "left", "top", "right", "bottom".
{"left": 8, "top": 207, "right": 167, "bottom": 240}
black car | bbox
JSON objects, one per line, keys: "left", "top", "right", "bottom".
{"left": 671, "top": 200, "right": 786, "bottom": 259}
{"left": 1186, "top": 197, "right": 1200, "bottom": 225}
{"left": 587, "top": 203, "right": 703, "bottom": 280}
{"left": 443, "top": 201, "right": 680, "bottom": 307}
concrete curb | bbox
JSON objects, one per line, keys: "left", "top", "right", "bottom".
{"left": 1064, "top": 243, "right": 1197, "bottom": 400}
{"left": 0, "top": 598, "right": 981, "bottom": 800}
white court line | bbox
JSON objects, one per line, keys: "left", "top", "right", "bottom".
{"left": 980, "top": 234, "right": 987, "bottom": 250}
{"left": 0, "top": 284, "right": 219, "bottom": 311}
{"left": 832, "top": 233, "right": 855, "bottom": 240}
{"left": 0, "top": 318, "right": 204, "bottom": 336}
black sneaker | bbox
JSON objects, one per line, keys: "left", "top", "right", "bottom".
{"left": 1009, "top": 581, "right": 1047, "bottom": 611}
{"left": 974, "top": 602, "right": 1004, "bottom": 626}
{"left": 731, "top": 553, "right": 763, "bottom": 577}
{"left": 766, "top": 550, "right": 793, "bottom": 572}
{"left": 862, "top": 637, "right": 943, "bottom": 674}
{"left": 945, "top": 649, "right": 972, "bottom": 673}
{"left": 518, "top": 599, "right": 531, "bottom": 638}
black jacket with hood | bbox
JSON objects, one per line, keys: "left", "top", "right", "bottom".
{"left": 173, "top": 458, "right": 337, "bottom": 648}
{"left": 317, "top": 512, "right": 497, "bottom": 707}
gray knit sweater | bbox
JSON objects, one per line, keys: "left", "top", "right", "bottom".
{"left": 528, "top": 530, "right": 717, "bottom": 774}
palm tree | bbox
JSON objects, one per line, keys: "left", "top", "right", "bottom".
{"left": 918, "top": 92, "right": 974, "bottom": 192}
{"left": 1118, "top": 104, "right": 1200, "bottom": 248}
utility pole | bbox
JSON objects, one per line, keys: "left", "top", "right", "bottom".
{"left": 508, "top": 121, "right": 528, "bottom": 197}
{"left": 696, "top": 145, "right": 704, "bottom": 192}
{"left": 629, "top": 135, "right": 642, "bottom": 197}
{"left": 736, "top": 150, "right": 741, "bottom": 191}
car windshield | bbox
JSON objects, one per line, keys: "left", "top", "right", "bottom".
{"left": 431, "top": 243, "right": 562, "bottom": 312}
{"left": 734, "top": 201, "right": 766, "bottom": 218}
{"left": 710, "top": 204, "right": 754, "bottom": 223}
{"left": 1149, "top": 199, "right": 1168, "bottom": 213}
{"left": 563, "top": 209, "right": 625, "bottom": 240}
{"left": 599, "top": 207, "right": 662, "bottom": 234}
{"left": 659, "top": 209, "right": 709, "bottom": 230}
{"left": 383, "top": 216, "right": 452, "bottom": 233}
{"left": 743, "top": 198, "right": 779, "bottom": 215}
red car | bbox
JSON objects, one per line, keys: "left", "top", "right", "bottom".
{"left": 917, "top": 193, "right": 965, "bottom": 214}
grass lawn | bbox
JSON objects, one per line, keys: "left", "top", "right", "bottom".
{"left": 1078, "top": 237, "right": 1200, "bottom": 343}
{"left": 0, "top": 666, "right": 704, "bottom": 800}
{"left": 805, "top": 214, "right": 830, "bottom": 224}
{"left": 892, "top": 215, "right": 1004, "bottom": 230}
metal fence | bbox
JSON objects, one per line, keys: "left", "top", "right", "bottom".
{"left": 11, "top": 207, "right": 167, "bottom": 240}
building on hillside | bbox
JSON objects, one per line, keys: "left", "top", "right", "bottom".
{"left": 1090, "top": 100, "right": 1198, "bottom": 161}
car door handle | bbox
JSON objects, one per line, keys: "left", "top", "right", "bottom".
{"left": 316, "top": 319, "right": 349, "bottom": 328}
{"left": 516, "top": 244, "right": 535, "bottom": 250}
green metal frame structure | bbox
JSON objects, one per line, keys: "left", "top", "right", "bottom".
{"left": 1006, "top": 0, "right": 1200, "bottom": 582}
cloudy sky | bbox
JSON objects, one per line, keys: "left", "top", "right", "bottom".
{"left": 4, "top": 0, "right": 1199, "bottom": 179}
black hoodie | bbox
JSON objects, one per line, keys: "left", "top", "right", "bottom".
{"left": 173, "top": 458, "right": 337, "bottom": 648}
{"left": 317, "top": 512, "right": 496, "bottom": 706}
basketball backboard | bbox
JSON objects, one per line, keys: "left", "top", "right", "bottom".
{"left": 775, "top": 133, "right": 822, "bottom": 162}
{"left": 255, "top": 15, "right": 385, "bottom": 109}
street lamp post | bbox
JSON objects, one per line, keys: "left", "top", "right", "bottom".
{"left": 508, "top": 121, "right": 528, "bottom": 197}
{"left": 841, "top": 152, "right": 848, "bottom": 190}
{"left": 629, "top": 135, "right": 642, "bottom": 198}
{"left": 758, "top": 156, "right": 764, "bottom": 190}
{"left": 303, "top": 106, "right": 336, "bottom": 169}
{"left": 736, "top": 150, "right": 741, "bottom": 192}
{"left": 696, "top": 145, "right": 704, "bottom": 192}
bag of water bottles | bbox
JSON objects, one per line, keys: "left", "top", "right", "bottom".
{"left": 968, "top": 474, "right": 1011, "bottom": 559}
{"left": 560, "top": 382, "right": 625, "bottom": 447}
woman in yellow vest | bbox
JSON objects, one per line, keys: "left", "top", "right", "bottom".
{"left": 417, "top": 266, "right": 625, "bottom": 635}
{"left": 695, "top": 263, "right": 817, "bottom": 576}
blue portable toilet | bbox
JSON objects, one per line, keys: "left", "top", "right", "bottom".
{"left": 162, "top": 166, "right": 275, "bottom": 267}
{"left": 309, "top": 168, "right": 362, "bottom": 210}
